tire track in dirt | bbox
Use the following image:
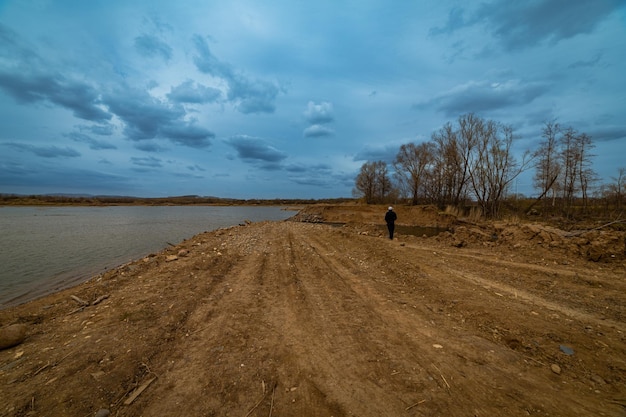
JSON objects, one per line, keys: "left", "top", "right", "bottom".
{"left": 230, "top": 225, "right": 591, "bottom": 416}
{"left": 401, "top": 243, "right": 626, "bottom": 332}
{"left": 296, "top": 226, "right": 619, "bottom": 416}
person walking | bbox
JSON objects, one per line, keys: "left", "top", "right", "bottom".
{"left": 385, "top": 206, "right": 397, "bottom": 240}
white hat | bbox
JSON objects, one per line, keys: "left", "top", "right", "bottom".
{"left": 388, "top": 206, "right": 393, "bottom": 210}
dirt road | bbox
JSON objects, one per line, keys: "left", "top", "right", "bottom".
{"left": 1, "top": 209, "right": 625, "bottom": 416}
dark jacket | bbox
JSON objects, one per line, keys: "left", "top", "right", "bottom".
{"left": 385, "top": 210, "right": 397, "bottom": 224}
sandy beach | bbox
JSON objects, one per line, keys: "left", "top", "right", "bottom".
{"left": 1, "top": 205, "right": 625, "bottom": 416}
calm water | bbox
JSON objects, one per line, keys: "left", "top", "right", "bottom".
{"left": 0, "top": 206, "right": 293, "bottom": 307}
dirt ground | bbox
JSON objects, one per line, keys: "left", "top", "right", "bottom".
{"left": 1, "top": 204, "right": 625, "bottom": 417}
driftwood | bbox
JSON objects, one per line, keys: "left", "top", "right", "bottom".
{"left": 69, "top": 294, "right": 110, "bottom": 314}
{"left": 70, "top": 295, "right": 89, "bottom": 306}
{"left": 123, "top": 377, "right": 156, "bottom": 405}
{"left": 92, "top": 294, "right": 110, "bottom": 305}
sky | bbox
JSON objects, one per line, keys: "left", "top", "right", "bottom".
{"left": 0, "top": 0, "right": 625, "bottom": 199}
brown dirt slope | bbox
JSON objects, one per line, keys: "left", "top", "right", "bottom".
{"left": 1, "top": 205, "right": 625, "bottom": 416}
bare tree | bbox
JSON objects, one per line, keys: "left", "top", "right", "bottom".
{"left": 431, "top": 121, "right": 470, "bottom": 207}
{"left": 454, "top": 113, "right": 482, "bottom": 205}
{"left": 468, "top": 121, "right": 531, "bottom": 218}
{"left": 611, "top": 167, "right": 626, "bottom": 210}
{"left": 533, "top": 120, "right": 561, "bottom": 211}
{"left": 353, "top": 161, "right": 378, "bottom": 203}
{"left": 559, "top": 127, "right": 579, "bottom": 216}
{"left": 575, "top": 132, "right": 595, "bottom": 211}
{"left": 374, "top": 161, "right": 393, "bottom": 202}
{"left": 353, "top": 160, "right": 395, "bottom": 203}
{"left": 393, "top": 142, "right": 435, "bottom": 205}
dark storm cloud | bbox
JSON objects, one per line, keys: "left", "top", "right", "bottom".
{"left": 130, "top": 156, "right": 162, "bottom": 168}
{"left": 77, "top": 123, "right": 115, "bottom": 136}
{"left": 290, "top": 177, "right": 329, "bottom": 187}
{"left": 228, "top": 74, "right": 279, "bottom": 114}
{"left": 568, "top": 52, "right": 603, "bottom": 69}
{"left": 3, "top": 142, "right": 81, "bottom": 158}
{"left": 0, "top": 24, "right": 213, "bottom": 150}
{"left": 134, "top": 141, "right": 167, "bottom": 152}
{"left": 161, "top": 122, "right": 215, "bottom": 148}
{"left": 134, "top": 34, "right": 173, "bottom": 61}
{"left": 587, "top": 125, "right": 626, "bottom": 142}
{"left": 104, "top": 87, "right": 184, "bottom": 139}
{"left": 187, "top": 164, "right": 205, "bottom": 172}
{"left": 430, "top": 0, "right": 622, "bottom": 51}
{"left": 0, "top": 70, "right": 112, "bottom": 122}
{"left": 415, "top": 80, "right": 548, "bottom": 117}
{"left": 66, "top": 132, "right": 117, "bottom": 150}
{"left": 167, "top": 80, "right": 222, "bottom": 104}
{"left": 353, "top": 144, "right": 399, "bottom": 164}
{"left": 286, "top": 163, "right": 332, "bottom": 174}
{"left": 227, "top": 135, "right": 287, "bottom": 165}
{"left": 192, "top": 35, "right": 279, "bottom": 114}
{"left": 0, "top": 23, "right": 110, "bottom": 122}
{"left": 103, "top": 87, "right": 214, "bottom": 148}
{"left": 303, "top": 125, "right": 334, "bottom": 138}
{"left": 285, "top": 163, "right": 335, "bottom": 188}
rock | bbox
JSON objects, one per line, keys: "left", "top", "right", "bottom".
{"left": 550, "top": 364, "right": 561, "bottom": 375}
{"left": 165, "top": 255, "right": 178, "bottom": 262}
{"left": 559, "top": 345, "right": 574, "bottom": 355}
{"left": 0, "top": 324, "right": 28, "bottom": 350}
{"left": 94, "top": 409, "right": 110, "bottom": 417}
{"left": 591, "top": 374, "right": 606, "bottom": 385}
{"left": 177, "top": 249, "right": 190, "bottom": 257}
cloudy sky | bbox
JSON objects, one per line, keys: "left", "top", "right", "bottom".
{"left": 1, "top": 0, "right": 624, "bottom": 199}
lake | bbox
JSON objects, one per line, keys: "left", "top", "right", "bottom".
{"left": 0, "top": 205, "right": 294, "bottom": 308}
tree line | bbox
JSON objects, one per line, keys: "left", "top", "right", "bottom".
{"left": 354, "top": 113, "right": 625, "bottom": 219}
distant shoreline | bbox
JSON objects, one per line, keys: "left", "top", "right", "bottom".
{"left": 0, "top": 194, "right": 354, "bottom": 207}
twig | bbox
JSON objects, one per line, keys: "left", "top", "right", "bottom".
{"left": 123, "top": 377, "right": 156, "bottom": 405}
{"left": 57, "top": 351, "right": 73, "bottom": 365}
{"left": 34, "top": 362, "right": 51, "bottom": 376}
{"left": 245, "top": 392, "right": 268, "bottom": 417}
{"left": 432, "top": 365, "right": 450, "bottom": 389}
{"left": 71, "top": 295, "right": 89, "bottom": 306}
{"left": 268, "top": 383, "right": 276, "bottom": 417}
{"left": 245, "top": 381, "right": 276, "bottom": 417}
{"left": 34, "top": 351, "right": 73, "bottom": 376}
{"left": 68, "top": 306, "right": 85, "bottom": 315}
{"left": 405, "top": 399, "right": 426, "bottom": 411}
